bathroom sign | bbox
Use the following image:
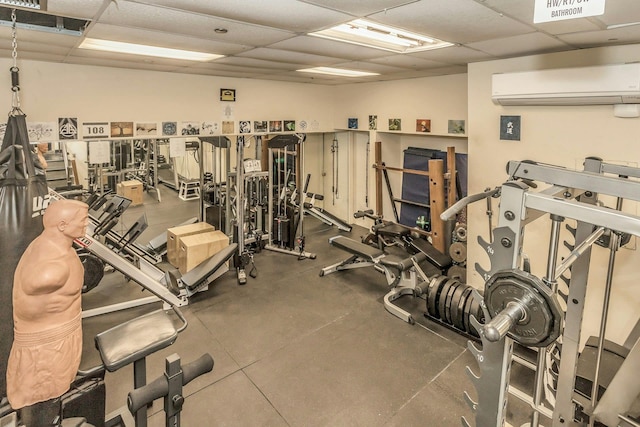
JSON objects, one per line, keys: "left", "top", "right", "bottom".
{"left": 534, "top": 0, "right": 605, "bottom": 23}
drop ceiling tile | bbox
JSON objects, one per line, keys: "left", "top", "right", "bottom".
{"left": 87, "top": 23, "right": 251, "bottom": 56}
{"left": 0, "top": 48, "right": 67, "bottom": 63}
{"left": 467, "top": 32, "right": 570, "bottom": 57}
{"left": 330, "top": 60, "right": 410, "bottom": 74}
{"left": 129, "top": 0, "right": 353, "bottom": 33}
{"left": 176, "top": 67, "right": 266, "bottom": 78}
{"left": 557, "top": 25, "right": 640, "bottom": 47}
{"left": 368, "top": 54, "right": 448, "bottom": 70}
{"left": 47, "top": 0, "right": 105, "bottom": 20}
{"left": 483, "top": 0, "right": 640, "bottom": 34}
{"left": 215, "top": 56, "right": 302, "bottom": 71}
{"left": 299, "top": 0, "right": 419, "bottom": 17}
{"left": 98, "top": 1, "right": 294, "bottom": 46}
{"left": 367, "top": 0, "right": 535, "bottom": 44}
{"left": 267, "top": 36, "right": 388, "bottom": 60}
{"left": 480, "top": 0, "right": 600, "bottom": 33}
{"left": 69, "top": 48, "right": 201, "bottom": 68}
{"left": 65, "top": 56, "right": 180, "bottom": 73}
{"left": 0, "top": 40, "right": 72, "bottom": 56}
{"left": 588, "top": 0, "right": 640, "bottom": 26}
{"left": 0, "top": 25, "right": 80, "bottom": 48}
{"left": 236, "top": 48, "right": 345, "bottom": 66}
{"left": 185, "top": 62, "right": 283, "bottom": 77}
{"left": 407, "top": 45, "right": 495, "bottom": 64}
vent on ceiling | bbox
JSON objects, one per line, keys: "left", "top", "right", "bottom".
{"left": 0, "top": 0, "right": 47, "bottom": 11}
{"left": 0, "top": 5, "right": 88, "bottom": 36}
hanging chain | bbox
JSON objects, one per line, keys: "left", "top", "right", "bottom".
{"left": 10, "top": 8, "right": 22, "bottom": 114}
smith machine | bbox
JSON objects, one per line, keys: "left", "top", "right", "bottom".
{"left": 441, "top": 158, "right": 640, "bottom": 427}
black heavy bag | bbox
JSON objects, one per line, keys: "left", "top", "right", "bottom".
{"left": 0, "top": 114, "right": 49, "bottom": 398}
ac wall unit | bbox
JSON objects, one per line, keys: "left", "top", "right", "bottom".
{"left": 492, "top": 63, "right": 640, "bottom": 106}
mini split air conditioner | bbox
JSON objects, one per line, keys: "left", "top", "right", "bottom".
{"left": 492, "top": 63, "right": 640, "bottom": 106}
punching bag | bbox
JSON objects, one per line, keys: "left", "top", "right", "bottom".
{"left": 0, "top": 113, "right": 49, "bottom": 398}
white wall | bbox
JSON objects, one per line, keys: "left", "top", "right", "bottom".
{"left": 0, "top": 59, "right": 336, "bottom": 129}
{"left": 331, "top": 74, "right": 469, "bottom": 228}
{"left": 467, "top": 43, "right": 640, "bottom": 346}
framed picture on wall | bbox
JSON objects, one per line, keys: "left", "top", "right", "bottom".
{"left": 500, "top": 115, "right": 521, "bottom": 141}
{"left": 369, "top": 115, "right": 377, "bottom": 130}
{"left": 220, "top": 88, "right": 236, "bottom": 102}
{"left": 416, "top": 119, "right": 431, "bottom": 133}
{"left": 447, "top": 119, "right": 465, "bottom": 134}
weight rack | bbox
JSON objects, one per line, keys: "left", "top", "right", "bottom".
{"left": 443, "top": 157, "right": 640, "bottom": 427}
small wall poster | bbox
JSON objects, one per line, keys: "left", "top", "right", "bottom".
{"left": 284, "top": 120, "right": 296, "bottom": 131}
{"left": 59, "top": 117, "right": 78, "bottom": 140}
{"left": 162, "top": 121, "right": 177, "bottom": 136}
{"left": 28, "top": 122, "right": 56, "bottom": 142}
{"left": 254, "top": 121, "right": 268, "bottom": 132}
{"left": 389, "top": 118, "right": 401, "bottom": 131}
{"left": 136, "top": 122, "right": 158, "bottom": 136}
{"left": 201, "top": 122, "right": 219, "bottom": 135}
{"left": 239, "top": 120, "right": 251, "bottom": 133}
{"left": 448, "top": 119, "right": 465, "bottom": 134}
{"left": 348, "top": 118, "right": 358, "bottom": 129}
{"left": 416, "top": 119, "right": 431, "bottom": 133}
{"left": 500, "top": 115, "right": 521, "bottom": 141}
{"left": 369, "top": 115, "right": 377, "bottom": 130}
{"left": 110, "top": 121, "right": 134, "bottom": 138}
{"left": 82, "top": 122, "right": 109, "bottom": 140}
{"left": 180, "top": 121, "right": 200, "bottom": 135}
{"left": 222, "top": 121, "right": 234, "bottom": 134}
{"left": 269, "top": 120, "right": 282, "bottom": 132}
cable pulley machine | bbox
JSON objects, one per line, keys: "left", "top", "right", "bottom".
{"left": 266, "top": 134, "right": 315, "bottom": 260}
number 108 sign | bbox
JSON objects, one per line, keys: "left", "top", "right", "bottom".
{"left": 82, "top": 122, "right": 109, "bottom": 139}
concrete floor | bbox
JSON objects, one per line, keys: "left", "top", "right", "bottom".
{"left": 80, "top": 186, "right": 537, "bottom": 427}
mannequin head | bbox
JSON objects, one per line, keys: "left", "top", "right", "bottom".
{"left": 43, "top": 199, "right": 89, "bottom": 239}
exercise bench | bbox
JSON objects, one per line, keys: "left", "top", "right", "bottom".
{"left": 320, "top": 236, "right": 429, "bottom": 324}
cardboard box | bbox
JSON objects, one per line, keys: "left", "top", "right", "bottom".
{"left": 116, "top": 180, "right": 144, "bottom": 206}
{"left": 167, "top": 222, "right": 215, "bottom": 266}
{"left": 178, "top": 230, "right": 229, "bottom": 274}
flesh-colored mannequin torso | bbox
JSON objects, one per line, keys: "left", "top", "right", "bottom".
{"left": 7, "top": 199, "right": 89, "bottom": 410}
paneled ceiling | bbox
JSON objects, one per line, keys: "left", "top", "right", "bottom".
{"left": 0, "top": 0, "right": 639, "bottom": 85}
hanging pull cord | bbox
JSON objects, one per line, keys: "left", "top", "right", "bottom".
{"left": 10, "top": 9, "right": 23, "bottom": 116}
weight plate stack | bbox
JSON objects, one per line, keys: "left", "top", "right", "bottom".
{"left": 427, "top": 275, "right": 448, "bottom": 319}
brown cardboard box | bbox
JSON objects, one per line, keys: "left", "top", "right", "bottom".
{"left": 166, "top": 222, "right": 215, "bottom": 267}
{"left": 116, "top": 180, "right": 144, "bottom": 206}
{"left": 178, "top": 230, "right": 229, "bottom": 274}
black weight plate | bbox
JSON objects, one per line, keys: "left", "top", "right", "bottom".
{"left": 427, "top": 275, "right": 448, "bottom": 318}
{"left": 468, "top": 295, "right": 483, "bottom": 337}
{"left": 442, "top": 280, "right": 460, "bottom": 325}
{"left": 455, "top": 286, "right": 472, "bottom": 331}
{"left": 446, "top": 281, "right": 463, "bottom": 325}
{"left": 437, "top": 279, "right": 455, "bottom": 323}
{"left": 449, "top": 283, "right": 467, "bottom": 330}
{"left": 462, "top": 287, "right": 476, "bottom": 333}
{"left": 80, "top": 253, "right": 104, "bottom": 293}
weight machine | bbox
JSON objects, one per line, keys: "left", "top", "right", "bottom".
{"left": 439, "top": 158, "right": 640, "bottom": 427}
{"left": 265, "top": 134, "right": 316, "bottom": 260}
{"left": 198, "top": 135, "right": 269, "bottom": 285}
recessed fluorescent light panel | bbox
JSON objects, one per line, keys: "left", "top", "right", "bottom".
{"left": 297, "top": 67, "right": 379, "bottom": 77}
{"left": 309, "top": 19, "right": 453, "bottom": 53}
{"left": 79, "top": 38, "right": 223, "bottom": 62}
